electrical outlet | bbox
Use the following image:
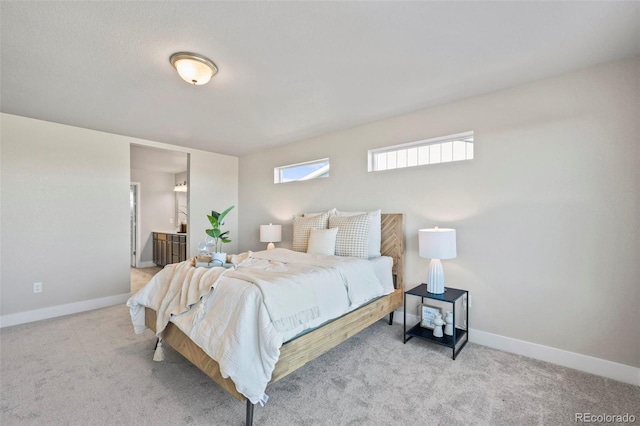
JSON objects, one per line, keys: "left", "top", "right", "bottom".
{"left": 169, "top": 218, "right": 174, "bottom": 224}
{"left": 33, "top": 282, "right": 43, "bottom": 293}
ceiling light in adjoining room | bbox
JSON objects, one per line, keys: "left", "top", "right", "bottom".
{"left": 169, "top": 52, "right": 217, "bottom": 85}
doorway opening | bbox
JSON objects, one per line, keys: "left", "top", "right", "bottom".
{"left": 129, "top": 144, "right": 188, "bottom": 293}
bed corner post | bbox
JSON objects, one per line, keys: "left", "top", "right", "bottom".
{"left": 246, "top": 400, "right": 255, "bottom": 426}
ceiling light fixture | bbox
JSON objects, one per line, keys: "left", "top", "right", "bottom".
{"left": 169, "top": 52, "right": 217, "bottom": 85}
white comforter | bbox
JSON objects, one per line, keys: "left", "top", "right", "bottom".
{"left": 127, "top": 248, "right": 391, "bottom": 405}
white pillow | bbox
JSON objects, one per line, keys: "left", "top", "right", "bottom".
{"left": 307, "top": 228, "right": 338, "bottom": 256}
{"left": 329, "top": 213, "right": 370, "bottom": 259}
{"left": 292, "top": 208, "right": 336, "bottom": 221}
{"left": 335, "top": 209, "right": 381, "bottom": 258}
{"left": 297, "top": 208, "right": 336, "bottom": 218}
{"left": 292, "top": 212, "right": 329, "bottom": 252}
{"left": 305, "top": 208, "right": 336, "bottom": 217}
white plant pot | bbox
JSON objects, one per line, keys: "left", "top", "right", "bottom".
{"left": 212, "top": 252, "right": 227, "bottom": 265}
{"left": 444, "top": 311, "right": 454, "bottom": 336}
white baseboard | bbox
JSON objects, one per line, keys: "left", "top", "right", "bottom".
{"left": 137, "top": 261, "right": 157, "bottom": 268}
{"left": 0, "top": 293, "right": 131, "bottom": 328}
{"left": 470, "top": 329, "right": 639, "bottom": 387}
{"left": 397, "top": 312, "right": 639, "bottom": 387}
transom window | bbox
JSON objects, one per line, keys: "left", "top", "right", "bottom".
{"left": 274, "top": 158, "right": 330, "bottom": 184}
{"left": 368, "top": 131, "right": 474, "bottom": 172}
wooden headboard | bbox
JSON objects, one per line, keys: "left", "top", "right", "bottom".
{"left": 381, "top": 213, "right": 405, "bottom": 292}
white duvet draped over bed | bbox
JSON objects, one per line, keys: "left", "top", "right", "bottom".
{"left": 127, "top": 248, "right": 391, "bottom": 405}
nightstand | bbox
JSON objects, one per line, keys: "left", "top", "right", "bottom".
{"left": 403, "top": 284, "right": 469, "bottom": 360}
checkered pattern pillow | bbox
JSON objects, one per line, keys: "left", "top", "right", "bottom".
{"left": 335, "top": 209, "right": 381, "bottom": 257}
{"left": 292, "top": 212, "right": 329, "bottom": 252}
{"left": 329, "top": 213, "right": 370, "bottom": 258}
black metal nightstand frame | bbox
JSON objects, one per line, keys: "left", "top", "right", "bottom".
{"left": 403, "top": 284, "right": 469, "bottom": 360}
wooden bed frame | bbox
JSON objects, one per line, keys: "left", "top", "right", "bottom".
{"left": 144, "top": 213, "right": 405, "bottom": 425}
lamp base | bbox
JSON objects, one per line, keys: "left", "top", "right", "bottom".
{"left": 266, "top": 242, "right": 275, "bottom": 250}
{"left": 427, "top": 258, "right": 445, "bottom": 294}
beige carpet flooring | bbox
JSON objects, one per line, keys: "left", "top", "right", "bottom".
{"left": 1, "top": 299, "right": 638, "bottom": 425}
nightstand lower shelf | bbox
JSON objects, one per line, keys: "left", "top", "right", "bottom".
{"left": 405, "top": 324, "right": 468, "bottom": 359}
{"left": 403, "top": 285, "right": 470, "bottom": 360}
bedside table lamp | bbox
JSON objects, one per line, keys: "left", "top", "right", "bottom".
{"left": 419, "top": 227, "right": 456, "bottom": 294}
{"left": 260, "top": 223, "right": 282, "bottom": 250}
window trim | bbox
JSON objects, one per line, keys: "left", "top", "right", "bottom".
{"left": 368, "top": 131, "right": 474, "bottom": 172}
{"left": 274, "top": 158, "right": 330, "bottom": 184}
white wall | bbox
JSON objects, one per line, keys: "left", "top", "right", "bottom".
{"left": 1, "top": 114, "right": 131, "bottom": 317}
{"left": 189, "top": 152, "right": 239, "bottom": 257}
{"left": 239, "top": 57, "right": 640, "bottom": 369}
{"left": 130, "top": 168, "right": 176, "bottom": 264}
{"left": 0, "top": 114, "right": 239, "bottom": 325}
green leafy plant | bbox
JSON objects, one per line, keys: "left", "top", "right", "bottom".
{"left": 206, "top": 205, "right": 234, "bottom": 253}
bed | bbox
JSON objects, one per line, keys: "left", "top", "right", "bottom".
{"left": 129, "top": 213, "right": 404, "bottom": 425}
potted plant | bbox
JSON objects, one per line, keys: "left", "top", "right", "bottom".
{"left": 205, "top": 205, "right": 234, "bottom": 264}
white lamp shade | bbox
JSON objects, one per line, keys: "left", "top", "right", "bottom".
{"left": 260, "top": 224, "right": 282, "bottom": 243}
{"left": 419, "top": 228, "right": 456, "bottom": 260}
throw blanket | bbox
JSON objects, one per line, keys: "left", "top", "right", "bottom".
{"left": 127, "top": 259, "right": 229, "bottom": 336}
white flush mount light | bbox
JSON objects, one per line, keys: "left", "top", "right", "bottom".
{"left": 169, "top": 52, "right": 217, "bottom": 85}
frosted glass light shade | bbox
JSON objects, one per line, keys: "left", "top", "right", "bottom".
{"left": 419, "top": 228, "right": 456, "bottom": 260}
{"left": 170, "top": 52, "right": 217, "bottom": 85}
{"left": 260, "top": 223, "right": 282, "bottom": 250}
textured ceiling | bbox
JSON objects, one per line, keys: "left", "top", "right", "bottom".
{"left": 1, "top": 1, "right": 639, "bottom": 157}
